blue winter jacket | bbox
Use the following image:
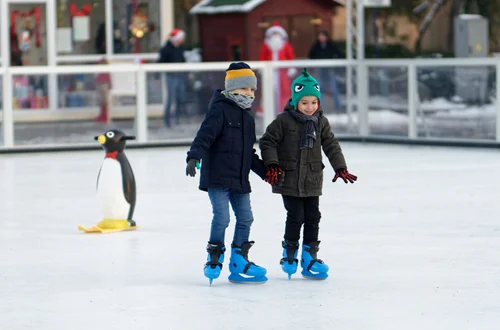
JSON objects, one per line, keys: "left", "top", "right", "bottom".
{"left": 187, "top": 90, "right": 267, "bottom": 193}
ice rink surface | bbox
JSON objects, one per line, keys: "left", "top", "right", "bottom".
{"left": 1, "top": 143, "right": 499, "bottom": 330}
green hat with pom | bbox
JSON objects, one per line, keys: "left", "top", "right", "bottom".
{"left": 290, "top": 68, "right": 321, "bottom": 109}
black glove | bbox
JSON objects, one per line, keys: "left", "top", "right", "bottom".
{"left": 186, "top": 159, "right": 199, "bottom": 177}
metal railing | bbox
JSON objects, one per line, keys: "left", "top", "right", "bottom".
{"left": 1, "top": 58, "right": 500, "bottom": 150}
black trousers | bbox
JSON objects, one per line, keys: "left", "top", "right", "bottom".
{"left": 282, "top": 195, "right": 321, "bottom": 245}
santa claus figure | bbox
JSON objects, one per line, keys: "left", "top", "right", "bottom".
{"left": 258, "top": 23, "right": 297, "bottom": 113}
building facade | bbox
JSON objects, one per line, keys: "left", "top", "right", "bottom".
{"left": 1, "top": 0, "right": 175, "bottom": 67}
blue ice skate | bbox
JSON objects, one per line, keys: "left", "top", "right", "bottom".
{"left": 204, "top": 243, "right": 225, "bottom": 285}
{"left": 280, "top": 240, "right": 299, "bottom": 279}
{"left": 300, "top": 241, "right": 329, "bottom": 280}
{"left": 228, "top": 241, "right": 267, "bottom": 284}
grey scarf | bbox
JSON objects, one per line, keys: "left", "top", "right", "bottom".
{"left": 222, "top": 90, "right": 255, "bottom": 109}
{"left": 289, "top": 109, "right": 320, "bottom": 149}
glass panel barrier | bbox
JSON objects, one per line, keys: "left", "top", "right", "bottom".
{"left": 13, "top": 75, "right": 49, "bottom": 110}
{"left": 368, "top": 66, "right": 408, "bottom": 136}
{"left": 417, "top": 65, "right": 495, "bottom": 140}
{"left": 147, "top": 69, "right": 265, "bottom": 141}
{"left": 13, "top": 70, "right": 138, "bottom": 146}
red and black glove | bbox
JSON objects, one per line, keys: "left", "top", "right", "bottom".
{"left": 265, "top": 164, "right": 285, "bottom": 186}
{"left": 333, "top": 168, "right": 357, "bottom": 184}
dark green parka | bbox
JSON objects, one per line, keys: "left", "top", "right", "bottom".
{"left": 259, "top": 103, "right": 347, "bottom": 197}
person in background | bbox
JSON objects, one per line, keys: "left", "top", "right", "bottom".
{"left": 258, "top": 22, "right": 297, "bottom": 116}
{"left": 94, "top": 58, "right": 112, "bottom": 123}
{"left": 158, "top": 28, "right": 187, "bottom": 127}
{"left": 308, "top": 30, "right": 342, "bottom": 112}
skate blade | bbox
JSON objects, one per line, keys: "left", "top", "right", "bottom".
{"left": 282, "top": 265, "right": 297, "bottom": 280}
{"left": 228, "top": 274, "right": 268, "bottom": 284}
{"left": 282, "top": 271, "right": 295, "bottom": 280}
{"left": 301, "top": 270, "right": 328, "bottom": 280}
{"left": 205, "top": 272, "right": 220, "bottom": 285}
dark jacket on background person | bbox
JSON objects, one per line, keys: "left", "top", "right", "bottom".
{"left": 158, "top": 40, "right": 186, "bottom": 78}
{"left": 186, "top": 90, "right": 266, "bottom": 194}
{"left": 259, "top": 101, "right": 347, "bottom": 197}
{"left": 308, "top": 40, "right": 343, "bottom": 59}
{"left": 158, "top": 40, "right": 185, "bottom": 63}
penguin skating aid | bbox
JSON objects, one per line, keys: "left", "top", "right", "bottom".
{"left": 77, "top": 225, "right": 137, "bottom": 234}
{"left": 78, "top": 130, "right": 138, "bottom": 234}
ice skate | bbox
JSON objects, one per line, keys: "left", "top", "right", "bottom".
{"left": 280, "top": 240, "right": 299, "bottom": 279}
{"left": 204, "top": 243, "right": 225, "bottom": 285}
{"left": 228, "top": 241, "right": 267, "bottom": 284}
{"left": 300, "top": 241, "right": 329, "bottom": 280}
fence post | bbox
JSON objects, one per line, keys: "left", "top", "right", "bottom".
{"left": 135, "top": 66, "right": 148, "bottom": 143}
{"left": 1, "top": 0, "right": 13, "bottom": 148}
{"left": 261, "top": 62, "right": 275, "bottom": 131}
{"left": 357, "top": 62, "right": 369, "bottom": 136}
{"left": 346, "top": 61, "right": 354, "bottom": 133}
{"left": 496, "top": 62, "right": 500, "bottom": 142}
{"left": 2, "top": 70, "right": 14, "bottom": 148}
{"left": 408, "top": 63, "right": 418, "bottom": 139}
{"left": 47, "top": 0, "right": 57, "bottom": 117}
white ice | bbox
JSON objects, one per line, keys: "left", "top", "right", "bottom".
{"left": 1, "top": 143, "right": 499, "bottom": 330}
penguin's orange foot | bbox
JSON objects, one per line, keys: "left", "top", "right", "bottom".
{"left": 96, "top": 219, "right": 130, "bottom": 230}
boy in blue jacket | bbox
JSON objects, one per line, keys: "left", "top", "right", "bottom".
{"left": 186, "top": 62, "right": 268, "bottom": 285}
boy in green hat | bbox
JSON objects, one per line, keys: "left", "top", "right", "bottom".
{"left": 259, "top": 68, "right": 357, "bottom": 280}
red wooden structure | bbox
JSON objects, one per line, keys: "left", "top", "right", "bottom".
{"left": 190, "top": 0, "right": 339, "bottom": 61}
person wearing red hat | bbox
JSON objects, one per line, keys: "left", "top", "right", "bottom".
{"left": 258, "top": 23, "right": 297, "bottom": 114}
{"left": 158, "top": 28, "right": 187, "bottom": 127}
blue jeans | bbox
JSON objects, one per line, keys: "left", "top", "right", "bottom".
{"left": 318, "top": 68, "right": 341, "bottom": 110}
{"left": 208, "top": 188, "right": 254, "bottom": 247}
{"left": 164, "top": 73, "right": 186, "bottom": 127}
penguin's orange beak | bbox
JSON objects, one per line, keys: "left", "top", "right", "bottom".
{"left": 95, "top": 135, "right": 106, "bottom": 144}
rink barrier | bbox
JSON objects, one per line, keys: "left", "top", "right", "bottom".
{"left": 1, "top": 58, "right": 500, "bottom": 151}
{"left": 0, "top": 136, "right": 498, "bottom": 155}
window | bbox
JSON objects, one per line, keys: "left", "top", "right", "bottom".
{"left": 112, "top": 0, "right": 161, "bottom": 54}
{"left": 56, "top": 0, "right": 161, "bottom": 56}
{"left": 56, "top": 0, "right": 106, "bottom": 55}
{"left": 10, "top": 3, "right": 48, "bottom": 66}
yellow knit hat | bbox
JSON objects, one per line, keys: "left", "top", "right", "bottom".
{"left": 225, "top": 62, "right": 257, "bottom": 91}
